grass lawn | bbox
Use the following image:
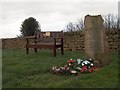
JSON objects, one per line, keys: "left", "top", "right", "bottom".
{"left": 2, "top": 49, "right": 119, "bottom": 88}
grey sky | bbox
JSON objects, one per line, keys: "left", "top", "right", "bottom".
{"left": 0, "top": 0, "right": 119, "bottom": 38}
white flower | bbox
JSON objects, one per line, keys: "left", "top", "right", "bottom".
{"left": 56, "top": 68, "right": 60, "bottom": 71}
{"left": 84, "top": 61, "right": 88, "bottom": 64}
{"left": 70, "top": 70, "right": 77, "bottom": 74}
{"left": 76, "top": 67, "right": 82, "bottom": 70}
{"left": 82, "top": 63, "right": 84, "bottom": 66}
{"left": 69, "top": 63, "right": 71, "bottom": 65}
{"left": 83, "top": 61, "right": 90, "bottom": 65}
{"left": 52, "top": 66, "right": 56, "bottom": 70}
{"left": 89, "top": 58, "right": 92, "bottom": 61}
{"left": 77, "top": 59, "right": 81, "bottom": 64}
{"left": 91, "top": 63, "right": 93, "bottom": 66}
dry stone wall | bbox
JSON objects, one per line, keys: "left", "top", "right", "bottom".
{"left": 106, "top": 29, "right": 119, "bottom": 51}
{"left": 2, "top": 29, "right": 119, "bottom": 52}
{"left": 2, "top": 38, "right": 25, "bottom": 49}
{"left": 64, "top": 31, "right": 85, "bottom": 51}
{"left": 64, "top": 29, "right": 119, "bottom": 52}
{"left": 2, "top": 38, "right": 34, "bottom": 49}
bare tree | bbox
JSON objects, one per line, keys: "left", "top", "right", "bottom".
{"left": 65, "top": 22, "right": 75, "bottom": 32}
{"left": 64, "top": 13, "right": 119, "bottom": 32}
{"left": 75, "top": 19, "right": 84, "bottom": 31}
{"left": 64, "top": 19, "right": 84, "bottom": 32}
{"left": 103, "top": 13, "right": 119, "bottom": 29}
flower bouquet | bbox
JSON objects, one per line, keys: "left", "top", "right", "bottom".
{"left": 51, "top": 58, "right": 95, "bottom": 75}
{"left": 75, "top": 58, "right": 95, "bottom": 73}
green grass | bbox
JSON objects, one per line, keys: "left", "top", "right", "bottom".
{"left": 2, "top": 49, "right": 119, "bottom": 88}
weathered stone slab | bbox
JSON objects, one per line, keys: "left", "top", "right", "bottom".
{"left": 84, "top": 15, "right": 109, "bottom": 67}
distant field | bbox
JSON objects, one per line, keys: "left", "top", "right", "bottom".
{"left": 2, "top": 49, "right": 119, "bottom": 88}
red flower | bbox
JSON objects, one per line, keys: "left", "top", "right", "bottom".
{"left": 88, "top": 69, "right": 92, "bottom": 73}
{"left": 81, "top": 68, "right": 85, "bottom": 72}
{"left": 81, "top": 66, "right": 87, "bottom": 73}
{"left": 91, "top": 67, "right": 95, "bottom": 71}
{"left": 67, "top": 59, "right": 75, "bottom": 63}
{"left": 83, "top": 66, "right": 87, "bottom": 69}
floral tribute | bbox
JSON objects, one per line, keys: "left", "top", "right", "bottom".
{"left": 51, "top": 58, "right": 95, "bottom": 75}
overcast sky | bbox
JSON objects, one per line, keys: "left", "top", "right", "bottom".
{"left": 0, "top": 0, "right": 119, "bottom": 38}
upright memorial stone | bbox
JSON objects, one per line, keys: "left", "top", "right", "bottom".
{"left": 84, "top": 15, "right": 109, "bottom": 67}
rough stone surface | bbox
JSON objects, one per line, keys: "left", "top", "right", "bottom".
{"left": 1, "top": 29, "right": 119, "bottom": 52}
{"left": 84, "top": 15, "right": 109, "bottom": 67}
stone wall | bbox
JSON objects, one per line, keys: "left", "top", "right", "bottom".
{"left": 106, "top": 29, "right": 119, "bottom": 51}
{"left": 64, "top": 29, "right": 119, "bottom": 52}
{"left": 2, "top": 29, "right": 119, "bottom": 52}
{"left": 2, "top": 38, "right": 26, "bottom": 49}
{"left": 64, "top": 31, "right": 85, "bottom": 51}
